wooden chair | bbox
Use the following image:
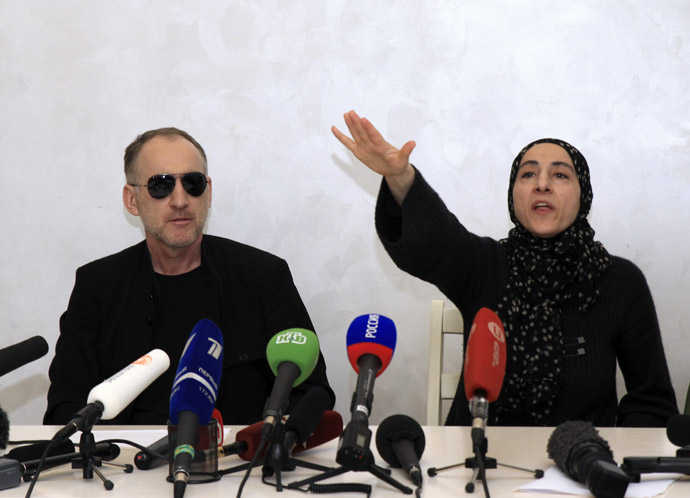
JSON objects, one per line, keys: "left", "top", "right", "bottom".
{"left": 426, "top": 300, "right": 463, "bottom": 425}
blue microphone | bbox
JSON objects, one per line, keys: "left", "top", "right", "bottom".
{"left": 169, "top": 319, "right": 223, "bottom": 498}
{"left": 338, "top": 314, "right": 396, "bottom": 469}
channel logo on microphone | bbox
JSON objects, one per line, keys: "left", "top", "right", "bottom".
{"left": 275, "top": 330, "right": 309, "bottom": 345}
{"left": 346, "top": 314, "right": 396, "bottom": 376}
{"left": 207, "top": 337, "right": 222, "bottom": 359}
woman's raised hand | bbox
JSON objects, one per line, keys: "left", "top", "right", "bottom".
{"left": 332, "top": 110, "right": 416, "bottom": 205}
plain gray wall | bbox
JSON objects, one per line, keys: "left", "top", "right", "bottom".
{"left": 1, "top": 0, "right": 689, "bottom": 426}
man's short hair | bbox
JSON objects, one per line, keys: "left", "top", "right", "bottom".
{"left": 124, "top": 127, "right": 208, "bottom": 182}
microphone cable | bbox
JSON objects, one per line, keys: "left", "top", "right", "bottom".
{"left": 281, "top": 481, "right": 373, "bottom": 496}
{"left": 472, "top": 437, "right": 491, "bottom": 498}
{"left": 235, "top": 437, "right": 268, "bottom": 498}
{"left": 24, "top": 439, "right": 54, "bottom": 498}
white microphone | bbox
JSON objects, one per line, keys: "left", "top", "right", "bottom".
{"left": 52, "top": 349, "right": 170, "bottom": 442}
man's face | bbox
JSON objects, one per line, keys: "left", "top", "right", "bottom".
{"left": 123, "top": 135, "right": 212, "bottom": 249}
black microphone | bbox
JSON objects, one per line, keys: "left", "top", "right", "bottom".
{"left": 0, "top": 439, "right": 75, "bottom": 489}
{"left": 0, "top": 407, "right": 9, "bottom": 450}
{"left": 615, "top": 413, "right": 690, "bottom": 480}
{"left": 547, "top": 421, "right": 630, "bottom": 498}
{"left": 21, "top": 442, "right": 120, "bottom": 479}
{"left": 262, "top": 386, "right": 332, "bottom": 476}
{"left": 667, "top": 414, "right": 690, "bottom": 448}
{"left": 133, "top": 435, "right": 170, "bottom": 470}
{"left": 283, "top": 387, "right": 332, "bottom": 454}
{"left": 0, "top": 441, "right": 118, "bottom": 491}
{"left": 0, "top": 336, "right": 49, "bottom": 378}
{"left": 375, "top": 414, "right": 425, "bottom": 487}
{"left": 4, "top": 439, "right": 75, "bottom": 463}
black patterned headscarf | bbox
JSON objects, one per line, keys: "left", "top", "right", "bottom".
{"left": 495, "top": 138, "right": 611, "bottom": 425}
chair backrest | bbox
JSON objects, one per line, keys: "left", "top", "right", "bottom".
{"left": 426, "top": 300, "right": 464, "bottom": 426}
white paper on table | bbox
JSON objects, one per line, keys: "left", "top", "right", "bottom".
{"left": 516, "top": 466, "right": 680, "bottom": 498}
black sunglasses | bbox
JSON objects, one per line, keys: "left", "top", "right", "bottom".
{"left": 129, "top": 172, "right": 208, "bottom": 199}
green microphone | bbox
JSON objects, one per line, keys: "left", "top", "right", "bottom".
{"left": 262, "top": 328, "right": 320, "bottom": 440}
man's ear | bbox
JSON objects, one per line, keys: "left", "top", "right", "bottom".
{"left": 123, "top": 184, "right": 140, "bottom": 216}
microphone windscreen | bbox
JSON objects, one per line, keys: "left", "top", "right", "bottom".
{"left": 0, "top": 407, "right": 8, "bottom": 450}
{"left": 375, "top": 414, "right": 425, "bottom": 467}
{"left": 169, "top": 319, "right": 224, "bottom": 425}
{"left": 266, "top": 329, "right": 320, "bottom": 387}
{"left": 346, "top": 314, "right": 396, "bottom": 376}
{"left": 87, "top": 348, "right": 170, "bottom": 420}
{"left": 547, "top": 420, "right": 613, "bottom": 480}
{"left": 463, "top": 307, "right": 506, "bottom": 402}
{"left": 284, "top": 387, "right": 331, "bottom": 446}
{"left": 667, "top": 414, "right": 690, "bottom": 447}
{"left": 0, "top": 336, "right": 49, "bottom": 378}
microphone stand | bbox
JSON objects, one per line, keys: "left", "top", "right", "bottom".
{"left": 288, "top": 358, "right": 413, "bottom": 495}
{"left": 286, "top": 449, "right": 413, "bottom": 495}
{"left": 286, "top": 419, "right": 414, "bottom": 495}
{"left": 621, "top": 446, "right": 690, "bottom": 482}
{"left": 220, "top": 422, "right": 333, "bottom": 491}
{"left": 71, "top": 427, "right": 133, "bottom": 490}
{"left": 427, "top": 397, "right": 543, "bottom": 496}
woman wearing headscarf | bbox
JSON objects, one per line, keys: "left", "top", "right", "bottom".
{"left": 332, "top": 110, "right": 677, "bottom": 427}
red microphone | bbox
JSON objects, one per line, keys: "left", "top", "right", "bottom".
{"left": 235, "top": 411, "right": 343, "bottom": 461}
{"left": 462, "top": 308, "right": 506, "bottom": 436}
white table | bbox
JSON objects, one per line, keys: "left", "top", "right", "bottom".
{"left": 3, "top": 425, "right": 689, "bottom": 497}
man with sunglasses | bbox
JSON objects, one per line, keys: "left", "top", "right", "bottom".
{"left": 43, "top": 127, "right": 335, "bottom": 425}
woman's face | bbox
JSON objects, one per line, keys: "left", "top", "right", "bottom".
{"left": 512, "top": 142, "right": 581, "bottom": 238}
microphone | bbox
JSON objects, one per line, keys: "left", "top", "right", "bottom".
{"left": 135, "top": 408, "right": 224, "bottom": 470}
{"left": 263, "top": 386, "right": 332, "bottom": 474}
{"left": 615, "top": 414, "right": 690, "bottom": 480}
{"left": 3, "top": 439, "right": 75, "bottom": 463}
{"left": 375, "top": 414, "right": 426, "bottom": 487}
{"left": 21, "top": 442, "right": 120, "bottom": 479}
{"left": 463, "top": 308, "right": 506, "bottom": 441}
{"left": 169, "top": 319, "right": 223, "bottom": 498}
{"left": 0, "top": 435, "right": 75, "bottom": 491}
{"left": 0, "top": 439, "right": 76, "bottom": 489}
{"left": 0, "top": 336, "right": 49, "bottom": 377}
{"left": 283, "top": 387, "right": 332, "bottom": 454}
{"left": 667, "top": 414, "right": 690, "bottom": 448}
{"left": 135, "top": 431, "right": 248, "bottom": 470}
{"left": 337, "top": 314, "right": 396, "bottom": 469}
{"left": 262, "top": 328, "right": 320, "bottom": 440}
{"left": 0, "top": 407, "right": 9, "bottom": 450}
{"left": 547, "top": 420, "right": 630, "bottom": 498}
{"left": 138, "top": 406, "right": 343, "bottom": 469}
{"left": 236, "top": 410, "right": 343, "bottom": 462}
{"left": 51, "top": 349, "right": 170, "bottom": 442}
{"left": 133, "top": 435, "right": 170, "bottom": 470}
